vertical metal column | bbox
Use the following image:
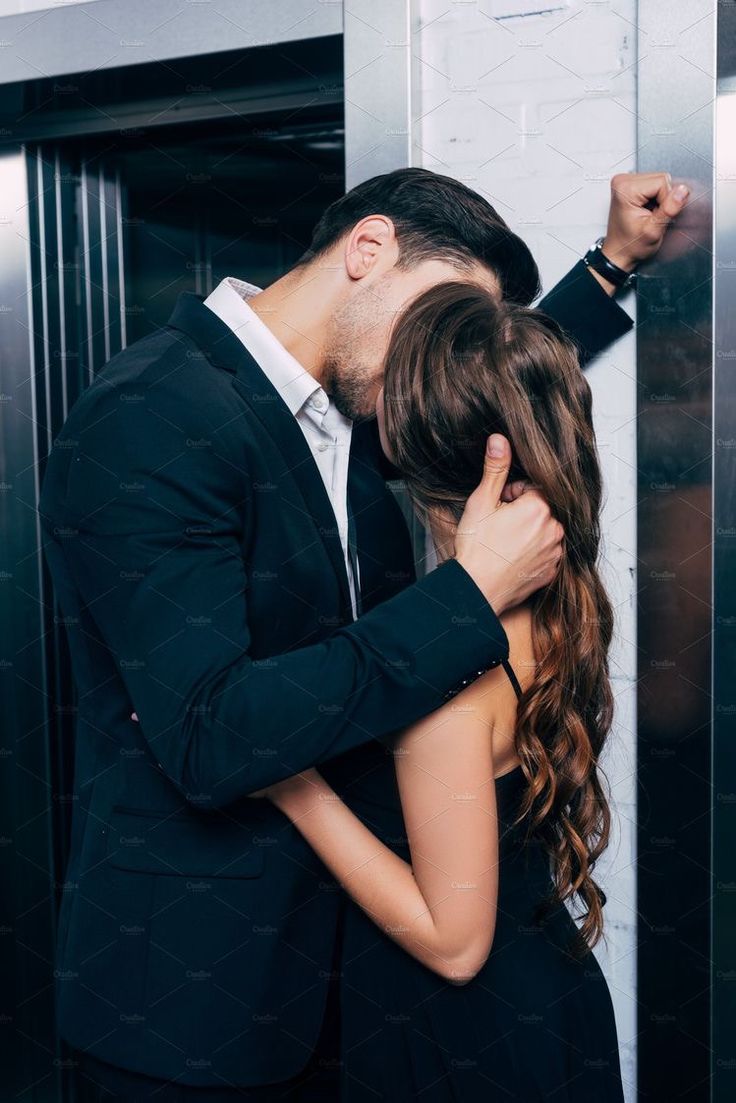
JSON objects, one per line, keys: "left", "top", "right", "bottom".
{"left": 343, "top": 0, "right": 412, "bottom": 191}
{"left": 0, "top": 146, "right": 59, "bottom": 1101}
{"left": 25, "top": 143, "right": 131, "bottom": 884}
{"left": 75, "top": 154, "right": 128, "bottom": 380}
{"left": 343, "top": 0, "right": 433, "bottom": 573}
{"left": 635, "top": 1, "right": 735, "bottom": 1098}
{"left": 712, "top": 4, "right": 736, "bottom": 1098}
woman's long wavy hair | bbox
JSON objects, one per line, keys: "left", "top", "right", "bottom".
{"left": 382, "top": 281, "right": 615, "bottom": 958}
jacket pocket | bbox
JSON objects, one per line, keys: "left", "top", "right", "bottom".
{"left": 106, "top": 808, "right": 265, "bottom": 878}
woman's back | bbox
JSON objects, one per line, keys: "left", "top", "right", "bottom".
{"left": 321, "top": 600, "right": 535, "bottom": 846}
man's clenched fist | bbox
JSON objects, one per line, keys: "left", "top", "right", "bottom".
{"left": 595, "top": 171, "right": 690, "bottom": 288}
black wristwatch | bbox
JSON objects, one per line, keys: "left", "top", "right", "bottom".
{"left": 583, "top": 236, "right": 638, "bottom": 290}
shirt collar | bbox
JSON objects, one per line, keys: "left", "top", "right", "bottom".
{"left": 204, "top": 276, "right": 325, "bottom": 418}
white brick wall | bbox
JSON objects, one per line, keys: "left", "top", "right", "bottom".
{"left": 411, "top": 2, "right": 638, "bottom": 1096}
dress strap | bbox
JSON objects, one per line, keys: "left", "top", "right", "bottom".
{"left": 443, "top": 657, "right": 524, "bottom": 702}
{"left": 501, "top": 658, "right": 523, "bottom": 700}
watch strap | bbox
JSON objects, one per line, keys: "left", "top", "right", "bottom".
{"left": 583, "top": 236, "right": 638, "bottom": 289}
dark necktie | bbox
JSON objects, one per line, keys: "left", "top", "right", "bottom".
{"left": 346, "top": 496, "right": 362, "bottom": 619}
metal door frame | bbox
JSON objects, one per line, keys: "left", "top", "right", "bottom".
{"left": 637, "top": 2, "right": 735, "bottom": 1099}
{"left": 712, "top": 3, "right": 736, "bottom": 1098}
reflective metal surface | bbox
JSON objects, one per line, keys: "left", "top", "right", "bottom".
{"left": 0, "top": 145, "right": 59, "bottom": 1101}
{"left": 637, "top": 1, "right": 735, "bottom": 1098}
{"left": 0, "top": 0, "right": 342, "bottom": 85}
{"left": 344, "top": 0, "right": 411, "bottom": 189}
{"left": 713, "top": 3, "right": 736, "bottom": 1097}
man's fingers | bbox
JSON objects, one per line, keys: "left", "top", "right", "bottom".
{"left": 613, "top": 170, "right": 671, "bottom": 205}
{"left": 613, "top": 171, "right": 688, "bottom": 218}
{"left": 651, "top": 175, "right": 674, "bottom": 212}
{"left": 657, "top": 183, "right": 691, "bottom": 219}
{"left": 607, "top": 172, "right": 691, "bottom": 263}
{"left": 641, "top": 182, "right": 691, "bottom": 246}
{"left": 501, "top": 478, "right": 532, "bottom": 503}
{"left": 478, "top": 433, "right": 512, "bottom": 505}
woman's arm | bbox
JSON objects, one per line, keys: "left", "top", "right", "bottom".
{"left": 267, "top": 663, "right": 516, "bottom": 984}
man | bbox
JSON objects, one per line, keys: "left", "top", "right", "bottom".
{"left": 39, "top": 167, "right": 687, "bottom": 1101}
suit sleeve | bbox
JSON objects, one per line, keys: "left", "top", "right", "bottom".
{"left": 537, "top": 259, "right": 634, "bottom": 368}
{"left": 46, "top": 375, "right": 508, "bottom": 810}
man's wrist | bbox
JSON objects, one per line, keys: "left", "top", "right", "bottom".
{"left": 599, "top": 237, "right": 638, "bottom": 273}
{"left": 585, "top": 265, "right": 618, "bottom": 297}
{"left": 583, "top": 236, "right": 638, "bottom": 297}
{"left": 453, "top": 553, "right": 508, "bottom": 616}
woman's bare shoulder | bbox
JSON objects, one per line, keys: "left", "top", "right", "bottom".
{"left": 460, "top": 601, "right": 536, "bottom": 717}
{"left": 500, "top": 600, "right": 537, "bottom": 693}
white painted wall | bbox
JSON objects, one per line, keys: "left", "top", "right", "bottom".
{"left": 411, "top": 2, "right": 638, "bottom": 1096}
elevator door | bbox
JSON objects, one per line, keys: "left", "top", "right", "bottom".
{"left": 1, "top": 45, "right": 344, "bottom": 1097}
{"left": 28, "top": 104, "right": 345, "bottom": 917}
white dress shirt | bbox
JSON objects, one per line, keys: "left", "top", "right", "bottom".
{"left": 203, "top": 276, "right": 360, "bottom": 619}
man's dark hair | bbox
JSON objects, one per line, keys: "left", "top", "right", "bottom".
{"left": 293, "top": 167, "right": 541, "bottom": 306}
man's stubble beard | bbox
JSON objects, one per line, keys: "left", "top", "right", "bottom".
{"left": 319, "top": 277, "right": 395, "bottom": 423}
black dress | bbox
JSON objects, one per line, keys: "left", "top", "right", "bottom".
{"left": 327, "top": 660, "right": 625, "bottom": 1102}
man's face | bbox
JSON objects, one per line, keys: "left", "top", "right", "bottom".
{"left": 319, "top": 257, "right": 500, "bottom": 423}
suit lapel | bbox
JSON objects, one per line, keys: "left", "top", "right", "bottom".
{"left": 348, "top": 419, "right": 417, "bottom": 612}
{"left": 167, "top": 292, "right": 354, "bottom": 622}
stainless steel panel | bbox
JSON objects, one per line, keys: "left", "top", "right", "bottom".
{"left": 0, "top": 145, "right": 59, "bottom": 1100}
{"left": 344, "top": 0, "right": 411, "bottom": 189}
{"left": 344, "top": 0, "right": 429, "bottom": 568}
{"left": 0, "top": 0, "right": 342, "bottom": 85}
{"left": 713, "top": 3, "right": 736, "bottom": 1096}
{"left": 637, "top": 0, "right": 735, "bottom": 1098}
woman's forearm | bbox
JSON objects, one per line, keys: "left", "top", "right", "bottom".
{"left": 272, "top": 775, "right": 488, "bottom": 982}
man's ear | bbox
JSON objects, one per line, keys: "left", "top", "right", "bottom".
{"left": 344, "top": 216, "right": 397, "bottom": 280}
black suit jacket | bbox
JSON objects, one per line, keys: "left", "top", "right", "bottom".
{"left": 38, "top": 260, "right": 632, "bottom": 1086}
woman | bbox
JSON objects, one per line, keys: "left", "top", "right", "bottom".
{"left": 256, "top": 281, "right": 625, "bottom": 1102}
